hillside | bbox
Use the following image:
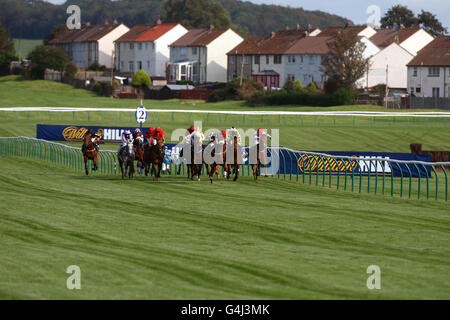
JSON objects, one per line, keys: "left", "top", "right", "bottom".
{"left": 0, "top": 0, "right": 349, "bottom": 39}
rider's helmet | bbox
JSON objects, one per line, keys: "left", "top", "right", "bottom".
{"left": 124, "top": 130, "right": 131, "bottom": 135}
{"left": 221, "top": 130, "right": 227, "bottom": 139}
{"left": 257, "top": 128, "right": 264, "bottom": 135}
{"left": 188, "top": 125, "right": 195, "bottom": 133}
{"left": 134, "top": 128, "right": 141, "bottom": 134}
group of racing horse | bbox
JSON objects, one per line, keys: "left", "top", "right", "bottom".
{"left": 81, "top": 126, "right": 270, "bottom": 183}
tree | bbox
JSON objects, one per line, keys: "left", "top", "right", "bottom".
{"left": 321, "top": 30, "right": 370, "bottom": 91}
{"left": 64, "top": 62, "right": 78, "bottom": 78}
{"left": 27, "top": 45, "right": 68, "bottom": 79}
{"left": 418, "top": 10, "right": 447, "bottom": 37}
{"left": 131, "top": 70, "right": 152, "bottom": 98}
{"left": 162, "top": 0, "right": 232, "bottom": 29}
{"left": 381, "top": 5, "right": 419, "bottom": 29}
{"left": 0, "top": 20, "right": 14, "bottom": 55}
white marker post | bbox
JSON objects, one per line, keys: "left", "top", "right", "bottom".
{"left": 135, "top": 105, "right": 148, "bottom": 131}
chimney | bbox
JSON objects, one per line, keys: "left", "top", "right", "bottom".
{"left": 303, "top": 31, "right": 309, "bottom": 37}
{"left": 113, "top": 19, "right": 119, "bottom": 25}
{"left": 400, "top": 23, "right": 405, "bottom": 29}
{"left": 86, "top": 22, "right": 91, "bottom": 27}
{"left": 345, "top": 20, "right": 353, "bottom": 28}
{"left": 296, "top": 24, "right": 301, "bottom": 31}
{"left": 105, "top": 19, "right": 109, "bottom": 25}
{"left": 209, "top": 24, "right": 215, "bottom": 33}
{"left": 307, "top": 24, "right": 313, "bottom": 31}
{"left": 285, "top": 25, "right": 290, "bottom": 31}
{"left": 156, "top": 18, "right": 162, "bottom": 25}
{"left": 271, "top": 31, "right": 276, "bottom": 39}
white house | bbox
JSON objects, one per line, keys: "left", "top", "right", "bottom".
{"left": 49, "top": 22, "right": 130, "bottom": 69}
{"left": 228, "top": 27, "right": 380, "bottom": 89}
{"left": 169, "top": 27, "right": 243, "bottom": 83}
{"left": 357, "top": 28, "right": 435, "bottom": 90}
{"left": 369, "top": 28, "right": 434, "bottom": 56}
{"left": 115, "top": 20, "right": 188, "bottom": 77}
{"left": 407, "top": 36, "right": 450, "bottom": 98}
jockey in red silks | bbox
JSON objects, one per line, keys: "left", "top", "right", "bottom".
{"left": 152, "top": 127, "right": 166, "bottom": 145}
{"left": 145, "top": 127, "right": 155, "bottom": 145}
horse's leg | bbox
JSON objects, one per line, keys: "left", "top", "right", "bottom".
{"left": 84, "top": 155, "right": 88, "bottom": 175}
{"left": 234, "top": 165, "right": 240, "bottom": 182}
{"left": 93, "top": 153, "right": 98, "bottom": 171}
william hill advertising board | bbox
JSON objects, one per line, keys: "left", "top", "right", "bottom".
{"left": 36, "top": 124, "right": 432, "bottom": 178}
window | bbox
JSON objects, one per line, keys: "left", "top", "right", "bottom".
{"left": 180, "top": 48, "right": 187, "bottom": 56}
{"left": 432, "top": 87, "right": 440, "bottom": 97}
{"left": 129, "top": 43, "right": 134, "bottom": 50}
{"left": 254, "top": 55, "right": 260, "bottom": 65}
{"left": 230, "top": 56, "right": 235, "bottom": 65}
{"left": 287, "top": 74, "right": 295, "bottom": 81}
{"left": 138, "top": 61, "right": 142, "bottom": 70}
{"left": 266, "top": 55, "right": 270, "bottom": 64}
{"left": 129, "top": 61, "right": 134, "bottom": 72}
{"left": 138, "top": 43, "right": 142, "bottom": 50}
{"left": 416, "top": 87, "right": 421, "bottom": 93}
{"left": 145, "top": 43, "right": 149, "bottom": 50}
{"left": 309, "top": 55, "right": 316, "bottom": 64}
{"left": 299, "top": 56, "right": 303, "bottom": 63}
{"left": 303, "top": 74, "right": 309, "bottom": 82}
{"left": 274, "top": 55, "right": 282, "bottom": 64}
{"left": 244, "top": 56, "right": 249, "bottom": 65}
{"left": 288, "top": 55, "right": 296, "bottom": 63}
{"left": 413, "top": 67, "right": 418, "bottom": 77}
{"left": 120, "top": 61, "right": 124, "bottom": 70}
{"left": 192, "top": 47, "right": 197, "bottom": 55}
{"left": 147, "top": 61, "right": 150, "bottom": 69}
{"left": 428, "top": 67, "right": 440, "bottom": 77}
{"left": 410, "top": 87, "right": 414, "bottom": 94}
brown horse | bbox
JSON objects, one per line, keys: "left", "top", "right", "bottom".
{"left": 82, "top": 130, "right": 99, "bottom": 175}
{"left": 133, "top": 135, "right": 144, "bottom": 174}
{"left": 144, "top": 138, "right": 165, "bottom": 179}
{"left": 208, "top": 142, "right": 226, "bottom": 184}
{"left": 225, "top": 136, "right": 241, "bottom": 182}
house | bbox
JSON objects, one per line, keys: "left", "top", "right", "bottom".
{"left": 407, "top": 36, "right": 450, "bottom": 98}
{"left": 358, "top": 27, "right": 434, "bottom": 90}
{"left": 317, "top": 24, "right": 377, "bottom": 39}
{"left": 169, "top": 26, "right": 243, "bottom": 84}
{"left": 49, "top": 21, "right": 130, "bottom": 69}
{"left": 114, "top": 20, "right": 188, "bottom": 77}
{"left": 369, "top": 28, "right": 434, "bottom": 56}
{"left": 227, "top": 26, "right": 378, "bottom": 89}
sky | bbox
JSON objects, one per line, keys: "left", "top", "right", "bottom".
{"left": 45, "top": 0, "right": 450, "bottom": 30}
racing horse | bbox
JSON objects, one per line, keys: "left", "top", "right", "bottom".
{"left": 133, "top": 134, "right": 145, "bottom": 174}
{"left": 251, "top": 135, "right": 269, "bottom": 181}
{"left": 177, "top": 142, "right": 193, "bottom": 179}
{"left": 144, "top": 138, "right": 165, "bottom": 180}
{"left": 225, "top": 135, "right": 242, "bottom": 182}
{"left": 208, "top": 139, "right": 227, "bottom": 184}
{"left": 118, "top": 141, "right": 135, "bottom": 179}
{"left": 82, "top": 129, "right": 99, "bottom": 176}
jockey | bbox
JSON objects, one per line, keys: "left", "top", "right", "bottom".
{"left": 145, "top": 127, "right": 155, "bottom": 145}
{"left": 184, "top": 125, "right": 195, "bottom": 144}
{"left": 91, "top": 132, "right": 101, "bottom": 151}
{"left": 122, "top": 130, "right": 133, "bottom": 146}
{"left": 226, "top": 126, "right": 241, "bottom": 145}
{"left": 253, "top": 128, "right": 272, "bottom": 146}
{"left": 133, "top": 128, "right": 144, "bottom": 146}
{"left": 189, "top": 126, "right": 204, "bottom": 145}
{"left": 152, "top": 127, "right": 166, "bottom": 145}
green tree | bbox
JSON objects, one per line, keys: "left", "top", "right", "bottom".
{"left": 380, "top": 5, "right": 419, "bottom": 29}
{"left": 0, "top": 20, "right": 14, "bottom": 55}
{"left": 27, "top": 45, "right": 68, "bottom": 79}
{"left": 321, "top": 30, "right": 370, "bottom": 91}
{"left": 418, "top": 10, "right": 447, "bottom": 36}
{"left": 64, "top": 62, "right": 78, "bottom": 78}
{"left": 132, "top": 70, "right": 152, "bottom": 98}
{"left": 162, "top": 0, "right": 232, "bottom": 29}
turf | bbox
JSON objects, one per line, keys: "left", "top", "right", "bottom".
{"left": 0, "top": 156, "right": 449, "bottom": 299}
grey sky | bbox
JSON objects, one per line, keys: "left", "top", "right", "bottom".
{"left": 45, "top": 0, "right": 449, "bottom": 29}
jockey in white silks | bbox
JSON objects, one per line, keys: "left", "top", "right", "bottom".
{"left": 226, "top": 127, "right": 242, "bottom": 145}
{"left": 253, "top": 128, "right": 272, "bottom": 146}
{"left": 122, "top": 130, "right": 133, "bottom": 146}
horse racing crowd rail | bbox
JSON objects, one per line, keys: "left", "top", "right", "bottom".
{"left": 0, "top": 137, "right": 448, "bottom": 201}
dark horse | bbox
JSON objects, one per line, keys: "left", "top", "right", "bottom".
{"left": 225, "top": 136, "right": 242, "bottom": 182}
{"left": 133, "top": 134, "right": 145, "bottom": 174}
{"left": 208, "top": 141, "right": 226, "bottom": 184}
{"left": 118, "top": 142, "right": 135, "bottom": 179}
{"left": 177, "top": 143, "right": 193, "bottom": 179}
{"left": 82, "top": 129, "right": 99, "bottom": 176}
{"left": 144, "top": 138, "right": 165, "bottom": 180}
